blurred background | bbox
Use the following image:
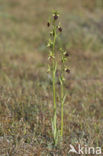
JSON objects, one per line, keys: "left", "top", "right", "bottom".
{"left": 0, "top": 0, "right": 103, "bottom": 81}
{"left": 0, "top": 0, "right": 103, "bottom": 155}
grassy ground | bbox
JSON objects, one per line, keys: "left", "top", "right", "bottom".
{"left": 0, "top": 0, "right": 103, "bottom": 155}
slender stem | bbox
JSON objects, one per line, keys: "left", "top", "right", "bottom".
{"left": 60, "top": 54, "right": 64, "bottom": 137}
{"left": 53, "top": 68, "right": 57, "bottom": 141}
{"left": 61, "top": 79, "right": 64, "bottom": 137}
{"left": 52, "top": 24, "right": 57, "bottom": 143}
{"left": 53, "top": 25, "right": 56, "bottom": 110}
{"left": 53, "top": 69, "right": 56, "bottom": 112}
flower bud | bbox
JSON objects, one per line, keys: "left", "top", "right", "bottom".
{"left": 47, "top": 22, "right": 50, "bottom": 27}
{"left": 50, "top": 32, "right": 53, "bottom": 36}
{"left": 50, "top": 30, "right": 55, "bottom": 36}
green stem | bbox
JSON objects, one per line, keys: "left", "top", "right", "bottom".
{"left": 53, "top": 68, "right": 57, "bottom": 141}
{"left": 53, "top": 68, "right": 56, "bottom": 112}
{"left": 61, "top": 79, "right": 64, "bottom": 137}
{"left": 53, "top": 26, "right": 56, "bottom": 111}
{"left": 60, "top": 54, "right": 64, "bottom": 138}
{"left": 52, "top": 24, "right": 57, "bottom": 143}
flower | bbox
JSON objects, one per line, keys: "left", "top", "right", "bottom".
{"left": 47, "top": 22, "right": 50, "bottom": 27}
{"left": 64, "top": 52, "right": 69, "bottom": 57}
{"left": 53, "top": 11, "right": 59, "bottom": 20}
{"left": 58, "top": 26, "right": 62, "bottom": 32}
{"left": 65, "top": 68, "right": 70, "bottom": 73}
{"left": 54, "top": 14, "right": 58, "bottom": 20}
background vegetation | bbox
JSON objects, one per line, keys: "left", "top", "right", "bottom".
{"left": 0, "top": 0, "right": 103, "bottom": 155}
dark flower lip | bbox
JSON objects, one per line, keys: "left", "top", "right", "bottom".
{"left": 65, "top": 69, "right": 70, "bottom": 73}
{"left": 58, "top": 27, "right": 62, "bottom": 32}
{"left": 47, "top": 22, "right": 50, "bottom": 27}
{"left": 54, "top": 15, "right": 58, "bottom": 20}
{"left": 65, "top": 52, "right": 69, "bottom": 57}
